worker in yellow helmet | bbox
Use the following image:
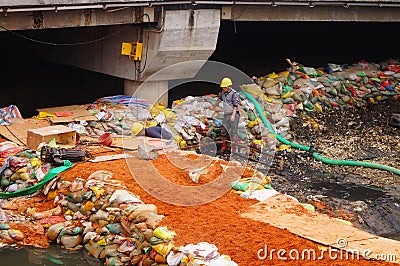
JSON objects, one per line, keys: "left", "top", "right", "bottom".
{"left": 211, "top": 77, "right": 240, "bottom": 141}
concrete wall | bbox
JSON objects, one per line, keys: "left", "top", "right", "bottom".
{"left": 27, "top": 25, "right": 139, "bottom": 80}
{"left": 0, "top": 8, "right": 138, "bottom": 30}
{"left": 2, "top": 3, "right": 398, "bottom": 34}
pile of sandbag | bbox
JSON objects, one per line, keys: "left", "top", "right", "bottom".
{"left": 40, "top": 170, "right": 237, "bottom": 265}
{"left": 244, "top": 59, "right": 400, "bottom": 138}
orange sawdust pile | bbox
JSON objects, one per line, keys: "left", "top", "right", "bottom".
{"left": 151, "top": 153, "right": 229, "bottom": 186}
{"left": 53, "top": 151, "right": 394, "bottom": 266}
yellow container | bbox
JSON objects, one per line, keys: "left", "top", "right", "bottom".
{"left": 121, "top": 42, "right": 143, "bottom": 61}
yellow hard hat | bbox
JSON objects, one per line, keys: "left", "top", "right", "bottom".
{"left": 220, "top": 77, "right": 233, "bottom": 88}
{"left": 131, "top": 122, "right": 144, "bottom": 136}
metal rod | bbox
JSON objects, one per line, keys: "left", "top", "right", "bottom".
{"left": 7, "top": 7, "right": 56, "bottom": 12}
{"left": 195, "top": 1, "right": 234, "bottom": 4}
{"left": 57, "top": 5, "right": 104, "bottom": 10}
{"left": 105, "top": 3, "right": 152, "bottom": 8}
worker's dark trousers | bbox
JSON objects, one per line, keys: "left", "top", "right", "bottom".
{"left": 222, "top": 112, "right": 240, "bottom": 139}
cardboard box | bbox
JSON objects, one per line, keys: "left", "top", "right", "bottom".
{"left": 27, "top": 125, "right": 77, "bottom": 150}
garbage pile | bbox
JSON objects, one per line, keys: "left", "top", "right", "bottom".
{"left": 72, "top": 59, "right": 400, "bottom": 159}
{"left": 0, "top": 141, "right": 88, "bottom": 195}
{"left": 0, "top": 149, "right": 51, "bottom": 194}
{"left": 168, "top": 58, "right": 400, "bottom": 151}
{"left": 2, "top": 58, "right": 398, "bottom": 192}
{"left": 73, "top": 96, "right": 153, "bottom": 137}
{"left": 169, "top": 96, "right": 251, "bottom": 148}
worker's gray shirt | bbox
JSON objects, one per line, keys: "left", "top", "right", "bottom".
{"left": 219, "top": 89, "right": 239, "bottom": 115}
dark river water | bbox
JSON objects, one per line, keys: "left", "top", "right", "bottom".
{"left": 0, "top": 244, "right": 102, "bottom": 266}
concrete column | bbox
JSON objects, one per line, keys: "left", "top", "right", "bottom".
{"left": 143, "top": 9, "right": 221, "bottom": 80}
{"left": 124, "top": 79, "right": 168, "bottom": 106}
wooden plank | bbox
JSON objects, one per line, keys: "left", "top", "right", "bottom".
{"left": 79, "top": 135, "right": 170, "bottom": 151}
{"left": 89, "top": 154, "right": 134, "bottom": 163}
{"left": 37, "top": 105, "right": 97, "bottom": 124}
{"left": 79, "top": 135, "right": 147, "bottom": 151}
{"left": 241, "top": 193, "right": 400, "bottom": 263}
{"left": 0, "top": 118, "right": 51, "bottom": 146}
{"left": 0, "top": 126, "right": 23, "bottom": 145}
{"left": 112, "top": 136, "right": 170, "bottom": 150}
{"left": 112, "top": 137, "right": 143, "bottom": 150}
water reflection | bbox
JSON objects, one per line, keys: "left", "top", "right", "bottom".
{"left": 0, "top": 244, "right": 102, "bottom": 266}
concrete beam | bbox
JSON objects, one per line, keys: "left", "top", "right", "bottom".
{"left": 227, "top": 5, "right": 400, "bottom": 22}
{"left": 1, "top": 2, "right": 399, "bottom": 31}
{"left": 0, "top": 8, "right": 138, "bottom": 31}
{"left": 0, "top": 0, "right": 125, "bottom": 6}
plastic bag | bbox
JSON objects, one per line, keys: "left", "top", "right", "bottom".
{"left": 166, "top": 251, "right": 184, "bottom": 266}
{"left": 151, "top": 242, "right": 173, "bottom": 257}
{"left": 153, "top": 226, "right": 176, "bottom": 241}
{"left": 0, "top": 141, "right": 19, "bottom": 152}
{"left": 231, "top": 181, "right": 249, "bottom": 192}
{"left": 109, "top": 190, "right": 143, "bottom": 205}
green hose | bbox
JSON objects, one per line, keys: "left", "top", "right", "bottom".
{"left": 0, "top": 160, "right": 73, "bottom": 199}
{"left": 241, "top": 91, "right": 400, "bottom": 176}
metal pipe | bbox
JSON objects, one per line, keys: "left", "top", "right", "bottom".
{"left": 6, "top": 4, "right": 104, "bottom": 13}
{"left": 150, "top": 1, "right": 196, "bottom": 5}
{"left": 57, "top": 4, "right": 104, "bottom": 10}
{"left": 7, "top": 6, "right": 56, "bottom": 12}
{"left": 105, "top": 3, "right": 153, "bottom": 8}
{"left": 195, "top": 1, "right": 234, "bottom": 4}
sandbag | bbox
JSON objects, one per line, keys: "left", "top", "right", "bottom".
{"left": 137, "top": 143, "right": 158, "bottom": 160}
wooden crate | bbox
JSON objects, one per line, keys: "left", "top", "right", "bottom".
{"left": 27, "top": 125, "right": 76, "bottom": 150}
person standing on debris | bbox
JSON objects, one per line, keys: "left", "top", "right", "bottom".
{"left": 211, "top": 77, "right": 240, "bottom": 139}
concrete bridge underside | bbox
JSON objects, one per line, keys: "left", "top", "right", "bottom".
{"left": 1, "top": 2, "right": 400, "bottom": 103}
